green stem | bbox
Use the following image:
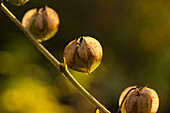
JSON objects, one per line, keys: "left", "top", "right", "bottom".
{"left": 0, "top": 3, "right": 111, "bottom": 113}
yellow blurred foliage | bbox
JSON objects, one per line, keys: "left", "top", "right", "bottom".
{"left": 1, "top": 76, "right": 65, "bottom": 113}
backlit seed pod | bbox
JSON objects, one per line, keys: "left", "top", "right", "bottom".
{"left": 6, "top": 0, "right": 29, "bottom": 6}
{"left": 22, "top": 6, "right": 59, "bottom": 42}
{"left": 119, "top": 86, "right": 159, "bottom": 113}
{"left": 63, "top": 36, "right": 103, "bottom": 73}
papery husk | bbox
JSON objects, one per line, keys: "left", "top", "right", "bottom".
{"left": 22, "top": 6, "right": 59, "bottom": 42}
{"left": 119, "top": 86, "right": 159, "bottom": 113}
{"left": 63, "top": 36, "right": 103, "bottom": 73}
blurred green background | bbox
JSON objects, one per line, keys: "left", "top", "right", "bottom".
{"left": 0, "top": 0, "right": 169, "bottom": 113}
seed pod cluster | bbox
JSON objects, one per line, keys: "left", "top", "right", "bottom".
{"left": 6, "top": 0, "right": 29, "bottom": 6}
{"left": 63, "top": 36, "right": 103, "bottom": 73}
{"left": 119, "top": 86, "right": 159, "bottom": 113}
{"left": 22, "top": 6, "right": 59, "bottom": 42}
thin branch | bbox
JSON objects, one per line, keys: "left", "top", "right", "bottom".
{"left": 0, "top": 3, "right": 111, "bottom": 113}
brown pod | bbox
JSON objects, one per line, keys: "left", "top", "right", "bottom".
{"left": 119, "top": 86, "right": 159, "bottom": 113}
{"left": 63, "top": 36, "right": 103, "bottom": 73}
{"left": 22, "top": 6, "right": 59, "bottom": 42}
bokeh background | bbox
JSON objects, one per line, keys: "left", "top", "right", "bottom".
{"left": 0, "top": 0, "right": 170, "bottom": 113}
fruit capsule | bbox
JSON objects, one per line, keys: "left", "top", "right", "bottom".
{"left": 63, "top": 36, "right": 103, "bottom": 73}
{"left": 22, "top": 6, "right": 59, "bottom": 42}
{"left": 119, "top": 86, "right": 159, "bottom": 113}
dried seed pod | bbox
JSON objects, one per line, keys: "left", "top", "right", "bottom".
{"left": 119, "top": 86, "right": 159, "bottom": 113}
{"left": 22, "top": 6, "right": 59, "bottom": 42}
{"left": 63, "top": 36, "right": 103, "bottom": 73}
{"left": 6, "top": 0, "right": 29, "bottom": 6}
{"left": 119, "top": 86, "right": 137, "bottom": 107}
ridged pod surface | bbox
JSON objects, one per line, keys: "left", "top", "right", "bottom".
{"left": 64, "top": 36, "right": 103, "bottom": 74}
{"left": 119, "top": 86, "right": 159, "bottom": 113}
{"left": 22, "top": 6, "right": 59, "bottom": 42}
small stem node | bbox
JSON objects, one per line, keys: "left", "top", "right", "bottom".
{"left": 60, "top": 63, "right": 65, "bottom": 73}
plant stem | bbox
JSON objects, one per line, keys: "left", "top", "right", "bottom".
{"left": 0, "top": 3, "right": 111, "bottom": 113}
